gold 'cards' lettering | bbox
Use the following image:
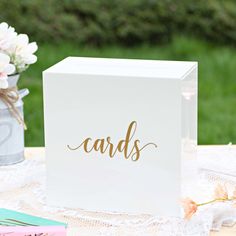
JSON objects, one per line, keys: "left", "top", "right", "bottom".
{"left": 67, "top": 121, "right": 157, "bottom": 161}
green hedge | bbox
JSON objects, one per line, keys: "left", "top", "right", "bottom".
{"left": 0, "top": 0, "right": 235, "bottom": 46}
{"left": 175, "top": 0, "right": 236, "bottom": 45}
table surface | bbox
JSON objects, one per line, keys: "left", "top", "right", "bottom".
{"left": 22, "top": 147, "right": 236, "bottom": 235}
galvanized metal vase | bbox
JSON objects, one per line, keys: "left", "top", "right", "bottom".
{"left": 0, "top": 74, "right": 29, "bottom": 165}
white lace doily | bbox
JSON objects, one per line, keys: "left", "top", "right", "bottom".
{"left": 0, "top": 145, "right": 236, "bottom": 236}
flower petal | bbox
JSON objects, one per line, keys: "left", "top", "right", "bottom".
{"left": 0, "top": 78, "right": 8, "bottom": 89}
{"left": 3, "top": 63, "right": 15, "bottom": 75}
{"left": 214, "top": 184, "right": 228, "bottom": 200}
{"left": 27, "top": 42, "right": 38, "bottom": 54}
{"left": 0, "top": 53, "right": 10, "bottom": 65}
{"left": 181, "top": 198, "right": 198, "bottom": 220}
{"left": 24, "top": 54, "right": 37, "bottom": 64}
{"left": 0, "top": 23, "right": 17, "bottom": 51}
{"left": 16, "top": 34, "right": 29, "bottom": 46}
{"left": 232, "top": 187, "right": 236, "bottom": 199}
{"left": 0, "top": 22, "right": 8, "bottom": 31}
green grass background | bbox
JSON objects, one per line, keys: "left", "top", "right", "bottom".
{"left": 19, "top": 36, "right": 236, "bottom": 146}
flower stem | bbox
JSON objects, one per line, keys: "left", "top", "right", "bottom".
{"left": 197, "top": 198, "right": 233, "bottom": 207}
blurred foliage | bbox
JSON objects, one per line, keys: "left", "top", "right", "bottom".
{"left": 0, "top": 0, "right": 235, "bottom": 46}
{"left": 0, "top": 1, "right": 235, "bottom": 145}
{"left": 19, "top": 36, "right": 236, "bottom": 146}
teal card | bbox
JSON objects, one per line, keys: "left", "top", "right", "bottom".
{"left": 0, "top": 208, "right": 67, "bottom": 227}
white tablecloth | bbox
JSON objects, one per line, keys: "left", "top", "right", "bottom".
{"left": 0, "top": 146, "right": 236, "bottom": 236}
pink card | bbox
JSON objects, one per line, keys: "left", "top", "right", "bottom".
{"left": 0, "top": 226, "right": 66, "bottom": 236}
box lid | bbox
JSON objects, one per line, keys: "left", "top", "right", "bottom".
{"left": 44, "top": 57, "right": 197, "bottom": 79}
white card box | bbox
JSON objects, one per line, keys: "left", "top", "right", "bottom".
{"left": 43, "top": 57, "right": 197, "bottom": 216}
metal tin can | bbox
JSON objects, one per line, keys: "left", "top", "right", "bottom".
{"left": 0, "top": 74, "right": 29, "bottom": 165}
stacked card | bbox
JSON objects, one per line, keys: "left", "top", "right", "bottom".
{"left": 0, "top": 208, "right": 67, "bottom": 235}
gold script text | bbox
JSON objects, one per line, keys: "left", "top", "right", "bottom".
{"left": 67, "top": 121, "right": 157, "bottom": 161}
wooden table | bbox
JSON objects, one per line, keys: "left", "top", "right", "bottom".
{"left": 24, "top": 147, "right": 236, "bottom": 236}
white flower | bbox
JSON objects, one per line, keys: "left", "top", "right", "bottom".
{"left": 8, "top": 34, "right": 38, "bottom": 73}
{"left": 0, "top": 22, "right": 38, "bottom": 73}
{"left": 0, "top": 22, "right": 17, "bottom": 51}
{"left": 0, "top": 53, "right": 15, "bottom": 89}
